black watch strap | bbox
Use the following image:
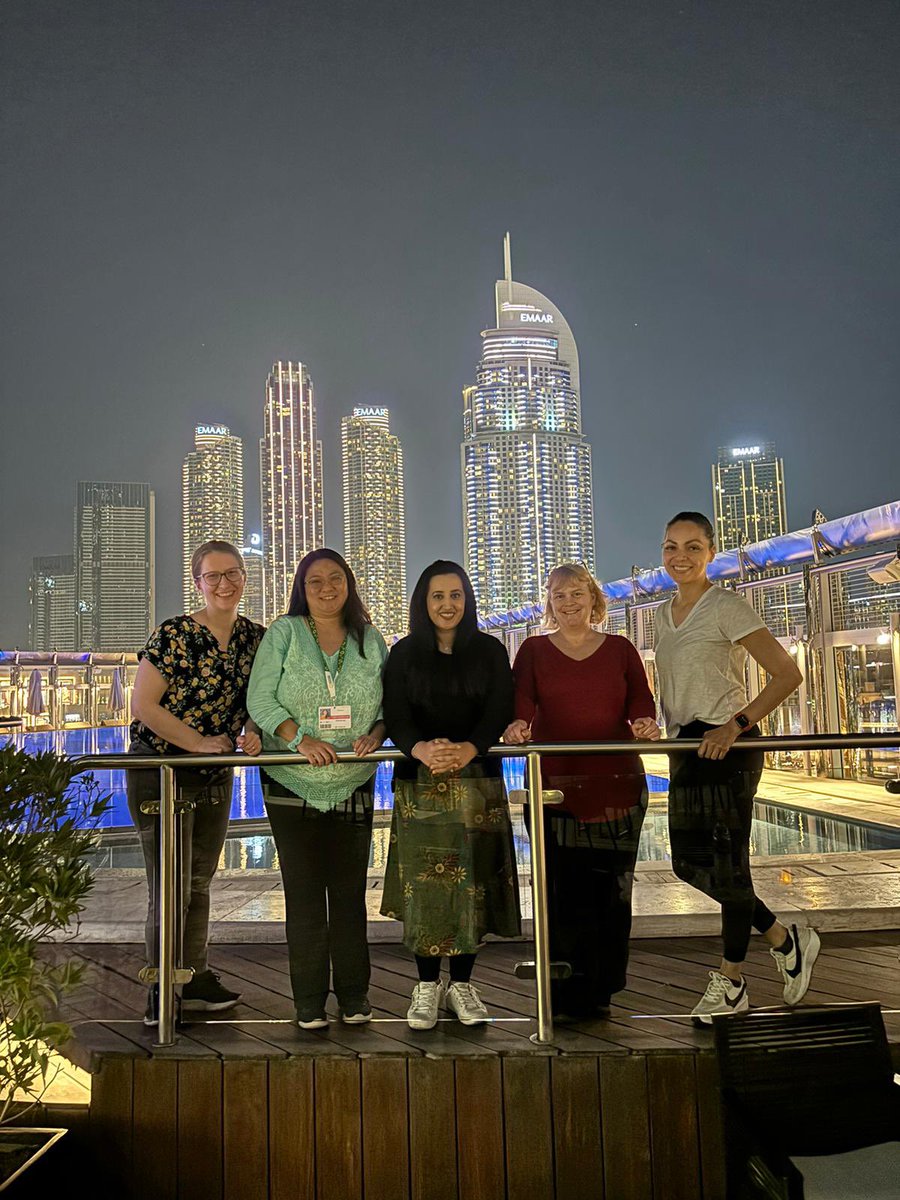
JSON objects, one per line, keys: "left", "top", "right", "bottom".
{"left": 733, "top": 712, "right": 752, "bottom": 730}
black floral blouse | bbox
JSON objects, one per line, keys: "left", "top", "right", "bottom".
{"left": 129, "top": 615, "right": 265, "bottom": 756}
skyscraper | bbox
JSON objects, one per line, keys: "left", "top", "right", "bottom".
{"left": 712, "top": 442, "right": 788, "bottom": 550}
{"left": 75, "top": 482, "right": 155, "bottom": 651}
{"left": 341, "top": 405, "right": 407, "bottom": 635}
{"left": 260, "top": 361, "right": 324, "bottom": 620}
{"left": 462, "top": 234, "right": 595, "bottom": 614}
{"left": 29, "top": 555, "right": 76, "bottom": 651}
{"left": 240, "top": 534, "right": 265, "bottom": 625}
{"left": 182, "top": 423, "right": 245, "bottom": 610}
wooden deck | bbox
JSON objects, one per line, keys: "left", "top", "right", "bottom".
{"left": 43, "top": 931, "right": 900, "bottom": 1200}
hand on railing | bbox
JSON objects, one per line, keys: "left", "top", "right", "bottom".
{"left": 236, "top": 731, "right": 262, "bottom": 756}
{"left": 292, "top": 735, "right": 338, "bottom": 766}
{"left": 502, "top": 720, "right": 532, "bottom": 745}
{"left": 630, "top": 718, "right": 661, "bottom": 742}
{"left": 192, "top": 734, "right": 234, "bottom": 754}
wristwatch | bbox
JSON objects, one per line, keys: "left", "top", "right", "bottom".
{"left": 733, "top": 712, "right": 752, "bottom": 731}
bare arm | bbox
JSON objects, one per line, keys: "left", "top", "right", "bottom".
{"left": 697, "top": 627, "right": 802, "bottom": 760}
{"left": 131, "top": 658, "right": 232, "bottom": 754}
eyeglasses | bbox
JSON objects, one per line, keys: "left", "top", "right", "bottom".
{"left": 196, "top": 568, "right": 245, "bottom": 586}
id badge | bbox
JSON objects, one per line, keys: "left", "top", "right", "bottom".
{"left": 319, "top": 704, "right": 351, "bottom": 731}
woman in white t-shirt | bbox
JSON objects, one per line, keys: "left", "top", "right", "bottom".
{"left": 655, "top": 512, "right": 817, "bottom": 1025}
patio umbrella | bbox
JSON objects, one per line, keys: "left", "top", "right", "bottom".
{"left": 26, "top": 670, "right": 45, "bottom": 717}
{"left": 108, "top": 665, "right": 126, "bottom": 713}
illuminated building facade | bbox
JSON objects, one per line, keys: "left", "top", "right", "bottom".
{"left": 260, "top": 361, "right": 324, "bottom": 620}
{"left": 341, "top": 406, "right": 407, "bottom": 636}
{"left": 240, "top": 534, "right": 265, "bottom": 625}
{"left": 712, "top": 442, "right": 787, "bottom": 551}
{"left": 182, "top": 424, "right": 245, "bottom": 610}
{"left": 75, "top": 482, "right": 155, "bottom": 651}
{"left": 462, "top": 234, "right": 595, "bottom": 614}
{"left": 29, "top": 555, "right": 76, "bottom": 651}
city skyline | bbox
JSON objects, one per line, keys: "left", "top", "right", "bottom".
{"left": 712, "top": 442, "right": 787, "bottom": 552}
{"left": 182, "top": 423, "right": 245, "bottom": 610}
{"left": 3, "top": 3, "right": 898, "bottom": 646}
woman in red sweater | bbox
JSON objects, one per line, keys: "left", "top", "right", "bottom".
{"left": 504, "top": 563, "right": 660, "bottom": 1019}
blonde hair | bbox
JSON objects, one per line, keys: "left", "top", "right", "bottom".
{"left": 191, "top": 540, "right": 245, "bottom": 581}
{"left": 542, "top": 563, "right": 607, "bottom": 629}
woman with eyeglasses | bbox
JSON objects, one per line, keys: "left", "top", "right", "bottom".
{"left": 247, "top": 549, "right": 387, "bottom": 1030}
{"left": 380, "top": 561, "right": 520, "bottom": 1030}
{"left": 128, "top": 540, "right": 264, "bottom": 1025}
{"left": 504, "top": 562, "right": 660, "bottom": 1020}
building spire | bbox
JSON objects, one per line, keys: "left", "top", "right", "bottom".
{"left": 503, "top": 231, "right": 513, "bottom": 303}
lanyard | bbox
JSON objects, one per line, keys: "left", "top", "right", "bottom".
{"left": 307, "top": 617, "right": 348, "bottom": 701}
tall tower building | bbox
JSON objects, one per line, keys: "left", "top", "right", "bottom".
{"left": 462, "top": 234, "right": 595, "bottom": 614}
{"left": 182, "top": 423, "right": 245, "bottom": 609}
{"left": 260, "top": 361, "right": 324, "bottom": 620}
{"left": 29, "top": 555, "right": 76, "bottom": 651}
{"left": 240, "top": 534, "right": 265, "bottom": 625}
{"left": 341, "top": 405, "right": 408, "bottom": 636}
{"left": 75, "top": 482, "right": 155, "bottom": 651}
{"left": 712, "top": 442, "right": 788, "bottom": 550}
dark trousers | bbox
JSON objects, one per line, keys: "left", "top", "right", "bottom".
{"left": 265, "top": 786, "right": 373, "bottom": 1014}
{"left": 126, "top": 758, "right": 232, "bottom": 973}
{"left": 529, "top": 793, "right": 647, "bottom": 1014}
{"left": 668, "top": 721, "right": 777, "bottom": 962}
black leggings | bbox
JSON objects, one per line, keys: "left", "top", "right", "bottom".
{"left": 415, "top": 954, "right": 476, "bottom": 983}
{"left": 669, "top": 722, "right": 777, "bottom": 963}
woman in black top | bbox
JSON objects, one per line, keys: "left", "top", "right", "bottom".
{"left": 381, "top": 561, "right": 520, "bottom": 1029}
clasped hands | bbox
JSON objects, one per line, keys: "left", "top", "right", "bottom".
{"left": 412, "top": 738, "right": 477, "bottom": 775}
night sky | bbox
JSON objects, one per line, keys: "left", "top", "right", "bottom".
{"left": 2, "top": 0, "right": 899, "bottom": 646}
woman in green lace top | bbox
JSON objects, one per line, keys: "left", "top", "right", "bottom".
{"left": 247, "top": 548, "right": 387, "bottom": 1029}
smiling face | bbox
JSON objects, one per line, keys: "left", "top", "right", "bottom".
{"left": 426, "top": 573, "right": 466, "bottom": 637}
{"left": 303, "top": 559, "right": 349, "bottom": 621}
{"left": 662, "top": 520, "right": 716, "bottom": 586}
{"left": 547, "top": 572, "right": 594, "bottom": 631}
{"left": 194, "top": 550, "right": 246, "bottom": 614}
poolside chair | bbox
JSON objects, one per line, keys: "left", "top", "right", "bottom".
{"left": 714, "top": 1003, "right": 900, "bottom": 1199}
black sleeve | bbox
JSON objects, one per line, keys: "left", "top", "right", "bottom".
{"left": 382, "top": 640, "right": 422, "bottom": 759}
{"left": 468, "top": 635, "right": 515, "bottom": 755}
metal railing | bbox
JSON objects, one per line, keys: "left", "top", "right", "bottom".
{"left": 71, "top": 733, "right": 900, "bottom": 1047}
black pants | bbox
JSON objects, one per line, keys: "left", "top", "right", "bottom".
{"left": 668, "top": 721, "right": 777, "bottom": 962}
{"left": 528, "top": 792, "right": 647, "bottom": 1014}
{"left": 265, "top": 781, "right": 373, "bottom": 1014}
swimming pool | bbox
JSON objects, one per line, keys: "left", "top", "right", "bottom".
{"left": 9, "top": 727, "right": 898, "bottom": 864}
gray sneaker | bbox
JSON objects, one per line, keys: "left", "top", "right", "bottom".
{"left": 407, "top": 981, "right": 444, "bottom": 1030}
{"left": 771, "top": 924, "right": 821, "bottom": 1005}
{"left": 691, "top": 970, "right": 749, "bottom": 1026}
{"left": 446, "top": 981, "right": 489, "bottom": 1026}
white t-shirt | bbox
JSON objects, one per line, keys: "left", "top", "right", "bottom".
{"left": 654, "top": 586, "right": 766, "bottom": 735}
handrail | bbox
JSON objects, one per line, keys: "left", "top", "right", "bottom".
{"left": 65, "top": 733, "right": 900, "bottom": 1048}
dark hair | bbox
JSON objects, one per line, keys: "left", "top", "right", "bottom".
{"left": 405, "top": 560, "right": 485, "bottom": 702}
{"left": 286, "top": 548, "right": 372, "bottom": 655}
{"left": 664, "top": 511, "right": 716, "bottom": 547}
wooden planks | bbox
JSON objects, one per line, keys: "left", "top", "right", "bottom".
{"left": 409, "top": 1057, "right": 457, "bottom": 1200}
{"left": 224, "top": 1060, "right": 269, "bottom": 1200}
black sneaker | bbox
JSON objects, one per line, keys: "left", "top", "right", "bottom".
{"left": 143, "top": 984, "right": 183, "bottom": 1027}
{"left": 296, "top": 1009, "right": 329, "bottom": 1030}
{"left": 181, "top": 969, "right": 241, "bottom": 1012}
{"left": 340, "top": 998, "right": 372, "bottom": 1024}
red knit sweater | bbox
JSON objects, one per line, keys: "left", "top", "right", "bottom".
{"left": 512, "top": 634, "right": 656, "bottom": 819}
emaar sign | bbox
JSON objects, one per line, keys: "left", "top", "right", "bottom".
{"left": 519, "top": 312, "right": 554, "bottom": 325}
{"left": 731, "top": 446, "right": 761, "bottom": 457}
{"left": 196, "top": 424, "right": 228, "bottom": 437}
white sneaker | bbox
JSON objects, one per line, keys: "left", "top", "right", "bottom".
{"left": 771, "top": 924, "right": 821, "bottom": 1005}
{"left": 446, "top": 981, "right": 490, "bottom": 1026}
{"left": 407, "top": 981, "right": 444, "bottom": 1030}
{"left": 691, "top": 970, "right": 749, "bottom": 1026}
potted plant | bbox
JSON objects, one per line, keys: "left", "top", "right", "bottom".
{"left": 0, "top": 744, "right": 108, "bottom": 1194}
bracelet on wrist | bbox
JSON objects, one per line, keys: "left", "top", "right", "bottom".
{"left": 287, "top": 730, "right": 305, "bottom": 751}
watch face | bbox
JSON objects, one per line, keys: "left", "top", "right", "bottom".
{"left": 735, "top": 713, "right": 750, "bottom": 729}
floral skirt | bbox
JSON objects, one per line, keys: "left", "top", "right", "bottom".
{"left": 381, "top": 763, "right": 522, "bottom": 956}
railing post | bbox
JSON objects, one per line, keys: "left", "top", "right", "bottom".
{"left": 526, "top": 750, "right": 554, "bottom": 1045}
{"left": 156, "top": 763, "right": 178, "bottom": 1047}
